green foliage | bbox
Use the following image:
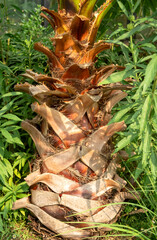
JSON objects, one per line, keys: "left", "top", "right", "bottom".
{"left": 0, "top": 219, "right": 41, "bottom": 239}
{"left": 0, "top": 5, "right": 52, "bottom": 234}
{"left": 0, "top": 4, "right": 52, "bottom": 72}
{"left": 97, "top": 1, "right": 157, "bottom": 238}
{"left": 99, "top": 0, "right": 157, "bottom": 182}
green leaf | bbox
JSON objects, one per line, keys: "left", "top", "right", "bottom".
{"left": 153, "top": 94, "right": 157, "bottom": 115}
{"left": 0, "top": 192, "right": 12, "bottom": 205}
{"left": 17, "top": 193, "right": 29, "bottom": 199}
{"left": 117, "top": 24, "right": 152, "bottom": 42}
{"left": 2, "top": 113, "right": 22, "bottom": 121}
{"left": 0, "top": 62, "right": 12, "bottom": 74}
{"left": 121, "top": 44, "right": 130, "bottom": 62}
{"left": 142, "top": 54, "right": 157, "bottom": 94}
{"left": 3, "top": 159, "right": 13, "bottom": 178}
{"left": 134, "top": 160, "right": 144, "bottom": 179}
{"left": 138, "top": 54, "right": 155, "bottom": 64}
{"left": 2, "top": 92, "right": 23, "bottom": 98}
{"left": 14, "top": 168, "right": 21, "bottom": 179}
{"left": 88, "top": 0, "right": 115, "bottom": 45}
{"left": 16, "top": 182, "right": 29, "bottom": 193}
{"left": 142, "top": 124, "right": 151, "bottom": 168}
{"left": 80, "top": 0, "right": 97, "bottom": 18}
{"left": 139, "top": 94, "right": 152, "bottom": 135}
{"left": 0, "top": 215, "right": 3, "bottom": 232}
{"left": 115, "top": 133, "right": 137, "bottom": 152}
{"left": 117, "top": 0, "right": 129, "bottom": 18}
{"left": 0, "top": 100, "right": 15, "bottom": 117}
{"left": 0, "top": 129, "right": 13, "bottom": 144}
{"left": 152, "top": 113, "right": 157, "bottom": 132}
{"left": 5, "top": 126, "right": 21, "bottom": 131}
{"left": 133, "top": 0, "right": 141, "bottom": 13}
{"left": 98, "top": 69, "right": 134, "bottom": 85}
{"left": 150, "top": 149, "right": 157, "bottom": 179}
{"left": 109, "top": 105, "right": 132, "bottom": 124}
{"left": 11, "top": 131, "right": 24, "bottom": 147}
{"left": 1, "top": 121, "right": 18, "bottom": 127}
{"left": 140, "top": 43, "right": 157, "bottom": 53}
{"left": 0, "top": 140, "right": 5, "bottom": 159}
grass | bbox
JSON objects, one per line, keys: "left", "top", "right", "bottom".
{"left": 0, "top": 220, "right": 41, "bottom": 240}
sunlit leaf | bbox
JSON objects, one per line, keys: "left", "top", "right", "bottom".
{"left": 115, "top": 133, "right": 137, "bottom": 152}
{"left": 0, "top": 100, "right": 15, "bottom": 117}
{"left": 1, "top": 92, "right": 23, "bottom": 98}
{"left": 150, "top": 149, "right": 157, "bottom": 179}
{"left": 142, "top": 124, "right": 151, "bottom": 167}
{"left": 14, "top": 168, "right": 21, "bottom": 179}
{"left": 88, "top": 0, "right": 115, "bottom": 45}
{"left": 0, "top": 62, "right": 13, "bottom": 73}
{"left": 11, "top": 131, "right": 24, "bottom": 147}
{"left": 139, "top": 94, "right": 152, "bottom": 135}
{"left": 133, "top": 0, "right": 141, "bottom": 13}
{"left": 80, "top": 0, "right": 97, "bottom": 18}
{"left": 0, "top": 129, "right": 13, "bottom": 144}
{"left": 109, "top": 105, "right": 132, "bottom": 124}
{"left": 117, "top": 0, "right": 129, "bottom": 18}
{"left": 2, "top": 113, "right": 22, "bottom": 121}
{"left": 99, "top": 69, "right": 134, "bottom": 85}
{"left": 0, "top": 140, "right": 4, "bottom": 159}
{"left": 3, "top": 158, "right": 13, "bottom": 178}
{"left": 134, "top": 161, "right": 144, "bottom": 179}
{"left": 142, "top": 54, "right": 157, "bottom": 94}
{"left": 117, "top": 24, "right": 152, "bottom": 42}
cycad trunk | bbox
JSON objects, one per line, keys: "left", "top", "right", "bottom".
{"left": 12, "top": 0, "right": 136, "bottom": 239}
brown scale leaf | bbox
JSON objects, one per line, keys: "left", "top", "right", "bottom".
{"left": 31, "top": 190, "right": 60, "bottom": 207}
{"left": 81, "top": 148, "right": 108, "bottom": 176}
{"left": 41, "top": 205, "right": 68, "bottom": 221}
{"left": 105, "top": 91, "right": 127, "bottom": 113}
{"left": 42, "top": 146, "right": 80, "bottom": 174}
{"left": 40, "top": 12, "right": 55, "bottom": 29}
{"left": 41, "top": 7, "right": 68, "bottom": 34}
{"left": 25, "top": 172, "right": 80, "bottom": 193}
{"left": 21, "top": 121, "right": 54, "bottom": 158}
{"left": 65, "top": 177, "right": 121, "bottom": 199}
{"left": 60, "top": 194, "right": 103, "bottom": 216}
{"left": 88, "top": 0, "right": 114, "bottom": 45}
{"left": 62, "top": 93, "right": 95, "bottom": 123}
{"left": 84, "top": 121, "right": 126, "bottom": 152}
{"left": 12, "top": 197, "right": 91, "bottom": 239}
{"left": 91, "top": 64, "right": 118, "bottom": 85}
{"left": 32, "top": 102, "right": 85, "bottom": 147}
{"left": 87, "top": 102, "right": 99, "bottom": 127}
{"left": 62, "top": 63, "right": 90, "bottom": 81}
{"left": 53, "top": 33, "right": 81, "bottom": 57}
{"left": 85, "top": 191, "right": 126, "bottom": 224}
{"left": 78, "top": 114, "right": 92, "bottom": 131}
{"left": 14, "top": 82, "right": 31, "bottom": 94}
{"left": 34, "top": 42, "right": 64, "bottom": 70}
{"left": 78, "top": 41, "right": 112, "bottom": 64}
{"left": 70, "top": 14, "right": 90, "bottom": 41}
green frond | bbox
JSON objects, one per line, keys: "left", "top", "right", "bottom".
{"left": 88, "top": 0, "right": 115, "bottom": 45}
{"left": 80, "top": 0, "right": 97, "bottom": 18}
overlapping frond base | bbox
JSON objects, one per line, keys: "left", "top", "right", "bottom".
{"left": 12, "top": 1, "right": 137, "bottom": 239}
